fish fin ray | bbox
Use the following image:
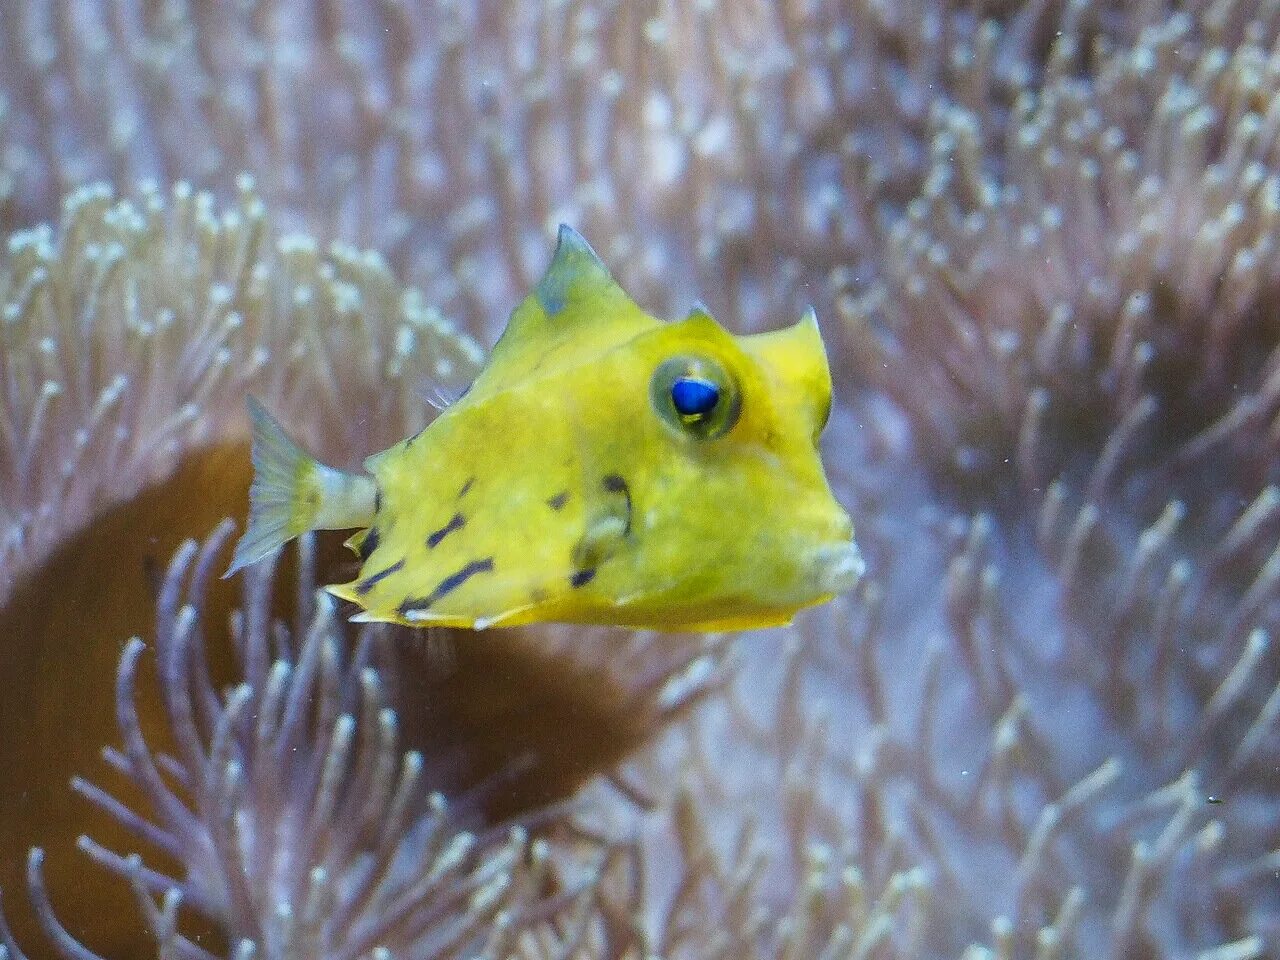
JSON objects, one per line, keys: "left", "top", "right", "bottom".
{"left": 225, "top": 397, "right": 321, "bottom": 578}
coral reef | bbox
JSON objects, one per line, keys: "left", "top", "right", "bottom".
{"left": 1, "top": 0, "right": 1280, "bottom": 958}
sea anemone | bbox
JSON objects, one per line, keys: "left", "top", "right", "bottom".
{"left": 0, "top": 176, "right": 484, "bottom": 601}
{"left": 4, "top": 523, "right": 605, "bottom": 960}
{"left": 0, "top": 181, "right": 722, "bottom": 956}
{"left": 2, "top": 0, "right": 1280, "bottom": 958}
{"left": 826, "top": 4, "right": 1280, "bottom": 954}
{"left": 0, "top": 525, "right": 904, "bottom": 960}
{"left": 0, "top": 176, "right": 485, "bottom": 954}
{"left": 0, "top": 0, "right": 992, "bottom": 338}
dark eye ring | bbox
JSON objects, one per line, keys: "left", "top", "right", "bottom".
{"left": 651, "top": 355, "right": 740, "bottom": 440}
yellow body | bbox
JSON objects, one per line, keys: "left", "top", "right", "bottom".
{"left": 231, "top": 227, "right": 861, "bottom": 631}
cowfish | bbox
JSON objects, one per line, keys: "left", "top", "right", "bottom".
{"left": 225, "top": 226, "right": 863, "bottom": 631}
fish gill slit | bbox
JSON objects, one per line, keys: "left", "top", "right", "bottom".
{"left": 398, "top": 556, "right": 495, "bottom": 617}
{"left": 356, "top": 558, "right": 404, "bottom": 595}
{"left": 426, "top": 512, "right": 466, "bottom": 549}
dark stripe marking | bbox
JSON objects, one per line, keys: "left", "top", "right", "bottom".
{"left": 602, "top": 473, "right": 632, "bottom": 534}
{"left": 547, "top": 490, "right": 569, "bottom": 510}
{"left": 356, "top": 558, "right": 404, "bottom": 595}
{"left": 359, "top": 527, "right": 381, "bottom": 562}
{"left": 398, "top": 557, "right": 495, "bottom": 616}
{"left": 374, "top": 487, "right": 383, "bottom": 513}
{"left": 457, "top": 477, "right": 475, "bottom": 499}
{"left": 570, "top": 568, "right": 596, "bottom": 588}
{"left": 426, "top": 512, "right": 466, "bottom": 548}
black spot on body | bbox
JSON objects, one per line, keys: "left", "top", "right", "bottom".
{"left": 398, "top": 557, "right": 495, "bottom": 616}
{"left": 547, "top": 491, "right": 569, "bottom": 510}
{"left": 570, "top": 568, "right": 596, "bottom": 588}
{"left": 457, "top": 477, "right": 475, "bottom": 499}
{"left": 356, "top": 558, "right": 404, "bottom": 595}
{"left": 426, "top": 512, "right": 466, "bottom": 548}
{"left": 359, "top": 527, "right": 381, "bottom": 562}
{"left": 602, "top": 473, "right": 632, "bottom": 535}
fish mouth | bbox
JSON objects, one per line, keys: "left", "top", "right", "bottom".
{"left": 811, "top": 540, "right": 866, "bottom": 595}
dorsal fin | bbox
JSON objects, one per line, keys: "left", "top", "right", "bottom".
{"left": 465, "top": 226, "right": 659, "bottom": 399}
{"left": 534, "top": 224, "right": 616, "bottom": 315}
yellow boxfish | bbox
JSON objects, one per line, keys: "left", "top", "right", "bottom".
{"left": 225, "top": 227, "right": 863, "bottom": 631}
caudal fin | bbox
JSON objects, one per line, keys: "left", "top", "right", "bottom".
{"left": 225, "top": 397, "right": 323, "bottom": 577}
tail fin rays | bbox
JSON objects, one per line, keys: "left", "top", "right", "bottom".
{"left": 224, "top": 398, "right": 322, "bottom": 578}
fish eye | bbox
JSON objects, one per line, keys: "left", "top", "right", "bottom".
{"left": 651, "top": 355, "right": 740, "bottom": 440}
{"left": 671, "top": 377, "right": 720, "bottom": 416}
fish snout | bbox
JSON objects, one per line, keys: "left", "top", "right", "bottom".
{"left": 810, "top": 539, "right": 865, "bottom": 595}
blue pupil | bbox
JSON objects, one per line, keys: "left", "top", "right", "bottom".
{"left": 671, "top": 377, "right": 720, "bottom": 417}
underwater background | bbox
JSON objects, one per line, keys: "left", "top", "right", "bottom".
{"left": 0, "top": 0, "right": 1278, "bottom": 957}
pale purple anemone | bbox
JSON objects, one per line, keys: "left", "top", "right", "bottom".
{"left": 0, "top": 179, "right": 485, "bottom": 603}
{"left": 0, "top": 522, "right": 869, "bottom": 960}
{"left": 0, "top": 521, "right": 720, "bottom": 960}
{"left": 1, "top": 0, "right": 1280, "bottom": 958}
{"left": 0, "top": 522, "right": 583, "bottom": 958}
